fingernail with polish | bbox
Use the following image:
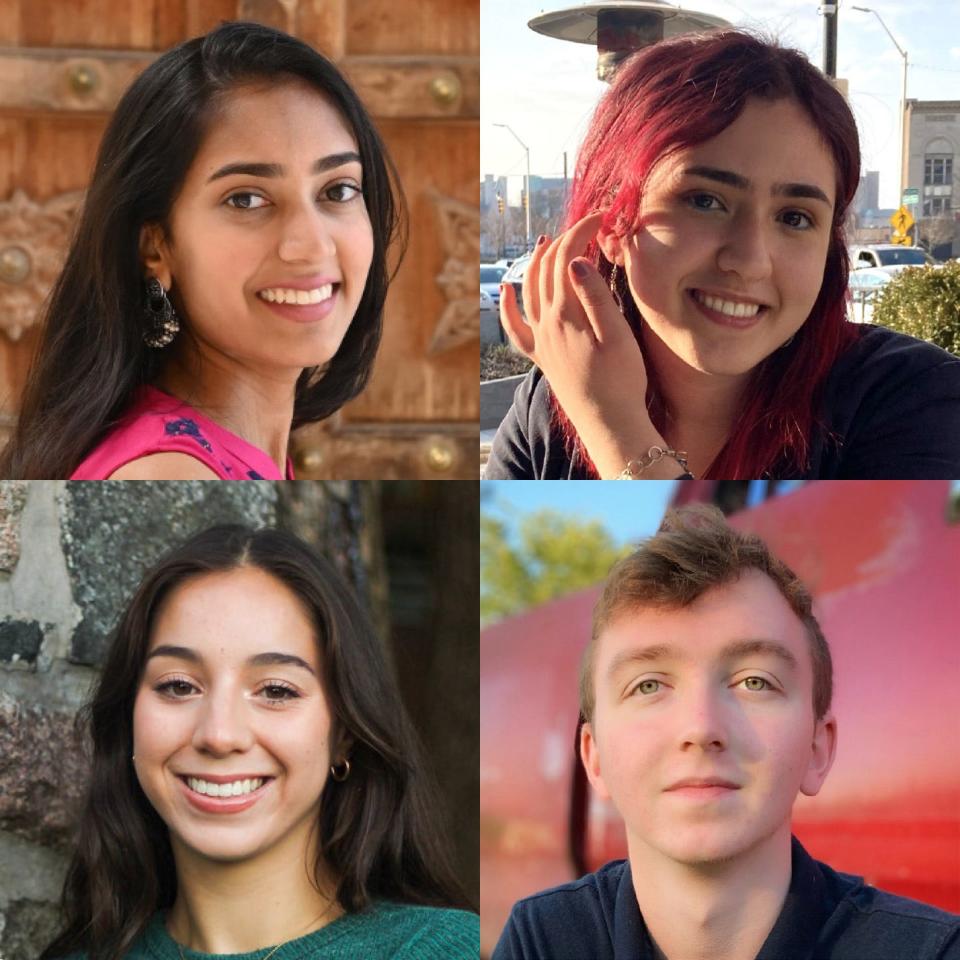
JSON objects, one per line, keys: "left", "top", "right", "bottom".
{"left": 571, "top": 259, "right": 589, "bottom": 279}
{"left": 536, "top": 235, "right": 546, "bottom": 246}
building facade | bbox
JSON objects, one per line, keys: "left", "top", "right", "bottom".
{"left": 904, "top": 99, "right": 960, "bottom": 258}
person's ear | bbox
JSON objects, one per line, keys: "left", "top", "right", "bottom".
{"left": 139, "top": 222, "right": 173, "bottom": 289}
{"left": 799, "top": 710, "right": 837, "bottom": 797}
{"left": 580, "top": 720, "right": 612, "bottom": 801}
{"left": 595, "top": 222, "right": 625, "bottom": 267}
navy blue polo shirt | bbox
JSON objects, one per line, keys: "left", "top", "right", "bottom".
{"left": 492, "top": 836, "right": 960, "bottom": 959}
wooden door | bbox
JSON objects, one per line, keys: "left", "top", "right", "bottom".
{"left": 0, "top": 0, "right": 479, "bottom": 479}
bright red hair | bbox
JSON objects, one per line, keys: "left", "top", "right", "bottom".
{"left": 554, "top": 29, "right": 863, "bottom": 479}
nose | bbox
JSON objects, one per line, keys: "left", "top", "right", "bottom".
{"left": 715, "top": 208, "right": 774, "bottom": 283}
{"left": 276, "top": 200, "right": 337, "bottom": 264}
{"left": 190, "top": 688, "right": 256, "bottom": 756}
{"left": 676, "top": 683, "right": 729, "bottom": 753}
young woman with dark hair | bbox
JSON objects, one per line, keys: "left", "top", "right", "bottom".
{"left": 1, "top": 21, "right": 404, "bottom": 480}
{"left": 485, "top": 30, "right": 960, "bottom": 480}
{"left": 41, "top": 525, "right": 476, "bottom": 960}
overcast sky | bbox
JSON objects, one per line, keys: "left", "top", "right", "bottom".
{"left": 481, "top": 0, "right": 960, "bottom": 209}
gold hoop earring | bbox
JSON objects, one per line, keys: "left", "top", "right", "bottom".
{"left": 330, "top": 758, "right": 351, "bottom": 782}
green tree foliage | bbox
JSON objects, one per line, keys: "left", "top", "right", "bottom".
{"left": 872, "top": 261, "right": 960, "bottom": 355}
{"left": 481, "top": 509, "right": 629, "bottom": 626}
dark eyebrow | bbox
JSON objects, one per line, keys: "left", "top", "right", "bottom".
{"left": 146, "top": 644, "right": 316, "bottom": 677}
{"left": 206, "top": 151, "right": 362, "bottom": 184}
{"left": 682, "top": 165, "right": 832, "bottom": 207}
{"left": 606, "top": 638, "right": 799, "bottom": 681}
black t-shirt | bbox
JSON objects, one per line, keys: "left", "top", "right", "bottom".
{"left": 483, "top": 325, "right": 960, "bottom": 479}
{"left": 492, "top": 836, "right": 960, "bottom": 960}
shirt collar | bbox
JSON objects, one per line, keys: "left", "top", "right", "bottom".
{"left": 613, "top": 836, "right": 833, "bottom": 960}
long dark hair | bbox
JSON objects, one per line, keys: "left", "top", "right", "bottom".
{"left": 40, "top": 525, "right": 467, "bottom": 960}
{"left": 2, "top": 21, "right": 404, "bottom": 479}
{"left": 560, "top": 29, "right": 862, "bottom": 478}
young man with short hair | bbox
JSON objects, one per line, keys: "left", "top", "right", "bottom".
{"left": 493, "top": 506, "right": 960, "bottom": 960}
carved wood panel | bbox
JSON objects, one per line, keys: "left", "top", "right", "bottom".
{"left": 0, "top": 0, "right": 479, "bottom": 478}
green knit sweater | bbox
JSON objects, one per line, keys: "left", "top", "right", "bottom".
{"left": 61, "top": 902, "right": 479, "bottom": 959}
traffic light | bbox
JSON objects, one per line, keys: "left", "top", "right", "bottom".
{"left": 497, "top": 193, "right": 504, "bottom": 216}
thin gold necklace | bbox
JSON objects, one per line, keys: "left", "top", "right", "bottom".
{"left": 177, "top": 942, "right": 282, "bottom": 960}
{"left": 173, "top": 899, "right": 336, "bottom": 960}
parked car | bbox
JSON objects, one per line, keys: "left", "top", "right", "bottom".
{"left": 848, "top": 244, "right": 939, "bottom": 270}
{"left": 847, "top": 267, "right": 892, "bottom": 324}
{"left": 481, "top": 264, "right": 507, "bottom": 308}
{"left": 480, "top": 288, "right": 505, "bottom": 346}
{"left": 502, "top": 253, "right": 532, "bottom": 317}
{"left": 480, "top": 480, "right": 960, "bottom": 956}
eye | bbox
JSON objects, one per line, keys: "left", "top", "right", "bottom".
{"left": 225, "top": 192, "right": 269, "bottom": 211}
{"left": 324, "top": 181, "right": 362, "bottom": 203}
{"left": 738, "top": 676, "right": 774, "bottom": 692}
{"left": 630, "top": 678, "right": 663, "bottom": 696}
{"left": 685, "top": 192, "right": 724, "bottom": 212}
{"left": 780, "top": 209, "right": 815, "bottom": 231}
{"left": 259, "top": 683, "right": 301, "bottom": 702}
{"left": 155, "top": 678, "right": 197, "bottom": 698}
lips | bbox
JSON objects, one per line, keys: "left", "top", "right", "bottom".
{"left": 256, "top": 275, "right": 339, "bottom": 292}
{"left": 666, "top": 776, "right": 741, "bottom": 791}
{"left": 688, "top": 289, "right": 767, "bottom": 329}
{"left": 177, "top": 775, "right": 275, "bottom": 814}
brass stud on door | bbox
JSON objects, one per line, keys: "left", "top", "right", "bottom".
{"left": 68, "top": 64, "right": 100, "bottom": 96}
{"left": 429, "top": 74, "right": 460, "bottom": 105}
{"left": 0, "top": 246, "right": 31, "bottom": 284}
{"left": 424, "top": 436, "right": 456, "bottom": 473}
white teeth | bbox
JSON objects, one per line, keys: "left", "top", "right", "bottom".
{"left": 186, "top": 777, "right": 264, "bottom": 797}
{"left": 258, "top": 285, "right": 333, "bottom": 305}
{"left": 693, "top": 290, "right": 762, "bottom": 317}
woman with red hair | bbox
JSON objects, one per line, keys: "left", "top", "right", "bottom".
{"left": 485, "top": 30, "right": 960, "bottom": 480}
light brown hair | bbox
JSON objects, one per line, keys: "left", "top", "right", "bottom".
{"left": 580, "top": 504, "right": 832, "bottom": 724}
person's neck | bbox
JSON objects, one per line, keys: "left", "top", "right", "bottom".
{"left": 165, "top": 833, "right": 341, "bottom": 955}
{"left": 644, "top": 331, "right": 750, "bottom": 478}
{"left": 629, "top": 827, "right": 792, "bottom": 960}
{"left": 154, "top": 346, "right": 298, "bottom": 475}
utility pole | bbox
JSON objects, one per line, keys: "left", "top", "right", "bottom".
{"left": 852, "top": 7, "right": 909, "bottom": 200}
{"left": 493, "top": 123, "right": 533, "bottom": 251}
{"left": 821, "top": 2, "right": 838, "bottom": 78}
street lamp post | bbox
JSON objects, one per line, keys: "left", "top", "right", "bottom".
{"left": 852, "top": 6, "right": 908, "bottom": 201}
{"left": 494, "top": 123, "right": 533, "bottom": 252}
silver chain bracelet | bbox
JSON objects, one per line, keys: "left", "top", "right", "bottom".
{"left": 616, "top": 446, "right": 695, "bottom": 479}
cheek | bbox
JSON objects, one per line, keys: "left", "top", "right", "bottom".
{"left": 342, "top": 213, "right": 374, "bottom": 277}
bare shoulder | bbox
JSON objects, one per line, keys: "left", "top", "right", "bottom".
{"left": 107, "top": 453, "right": 220, "bottom": 479}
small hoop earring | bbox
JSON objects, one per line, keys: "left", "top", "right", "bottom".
{"left": 330, "top": 758, "right": 351, "bottom": 782}
{"left": 143, "top": 276, "right": 180, "bottom": 349}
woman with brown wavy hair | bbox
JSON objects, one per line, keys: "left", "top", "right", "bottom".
{"left": 42, "top": 525, "right": 476, "bottom": 960}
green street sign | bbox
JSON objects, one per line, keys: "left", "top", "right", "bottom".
{"left": 902, "top": 188, "right": 920, "bottom": 205}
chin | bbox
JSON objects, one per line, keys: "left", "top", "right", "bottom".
{"left": 656, "top": 827, "right": 758, "bottom": 867}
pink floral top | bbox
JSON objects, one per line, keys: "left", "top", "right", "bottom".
{"left": 70, "top": 386, "right": 294, "bottom": 480}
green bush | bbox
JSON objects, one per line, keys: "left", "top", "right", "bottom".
{"left": 872, "top": 260, "right": 960, "bottom": 355}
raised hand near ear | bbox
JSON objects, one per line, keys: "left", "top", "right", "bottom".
{"left": 499, "top": 213, "right": 682, "bottom": 478}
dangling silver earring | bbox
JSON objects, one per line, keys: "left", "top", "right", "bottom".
{"left": 608, "top": 264, "right": 621, "bottom": 305}
{"left": 143, "top": 277, "right": 180, "bottom": 348}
